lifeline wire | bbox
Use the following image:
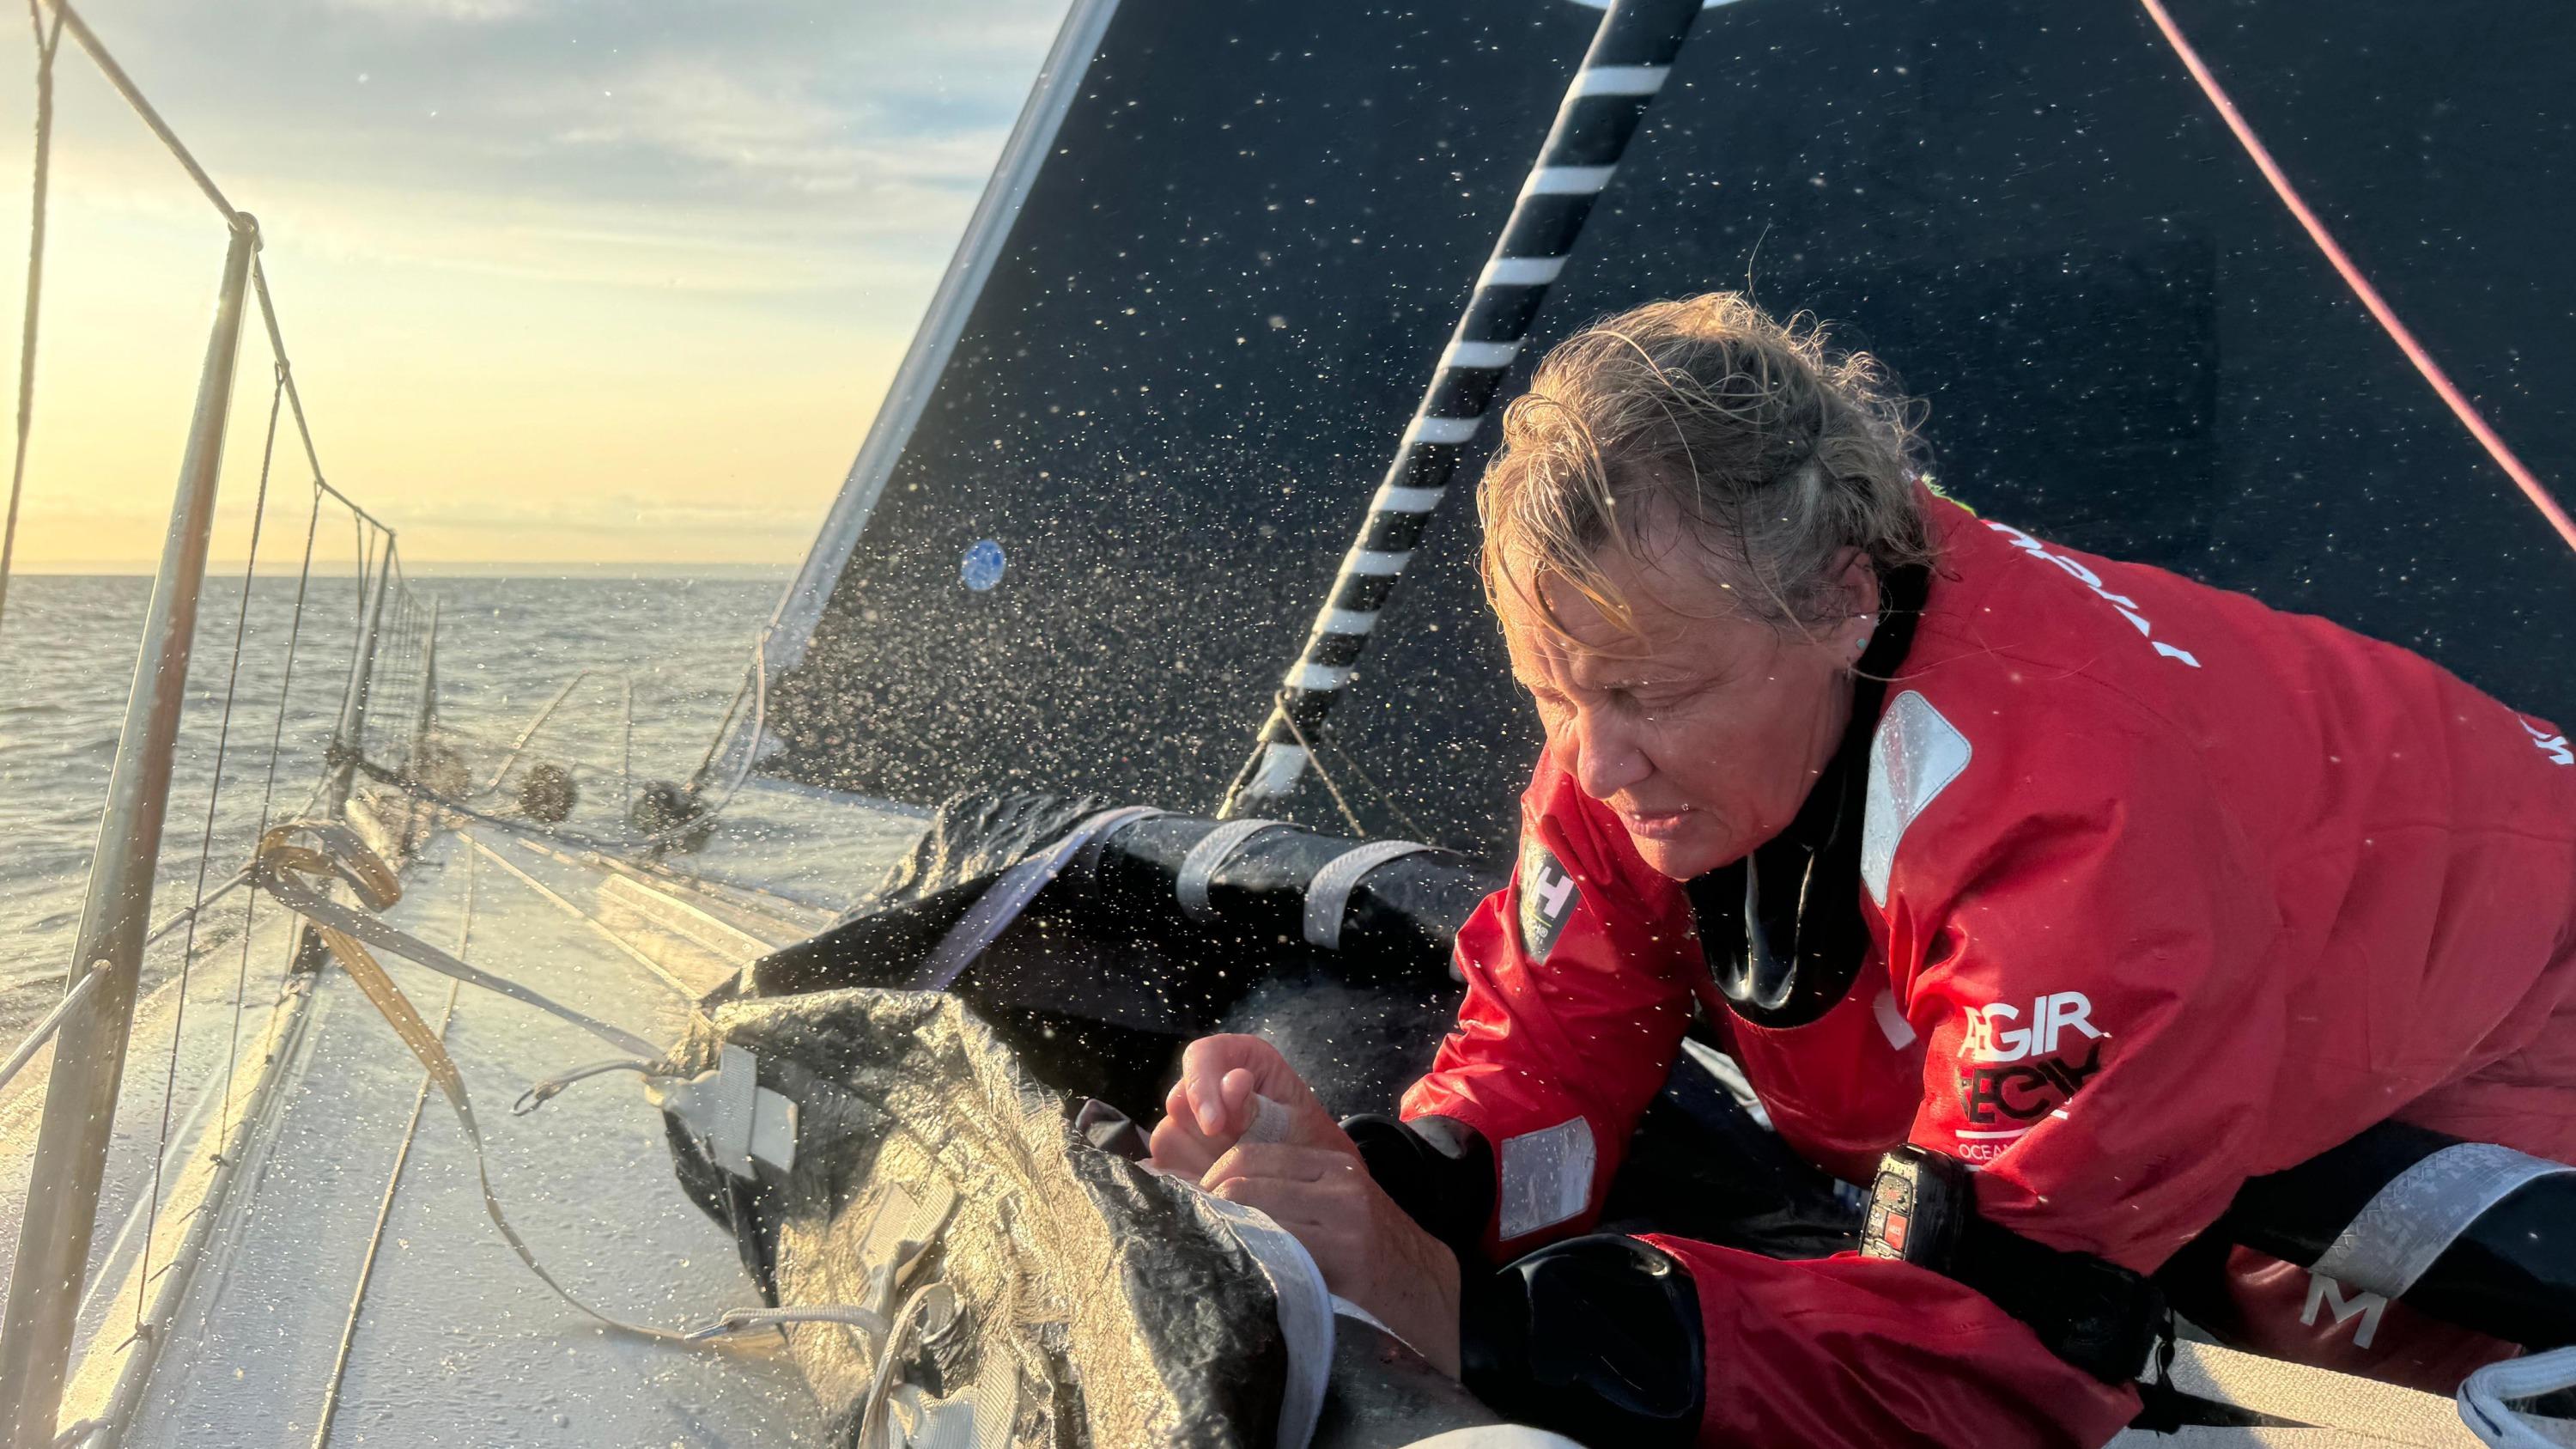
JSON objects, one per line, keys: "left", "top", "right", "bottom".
{"left": 0, "top": 0, "right": 64, "bottom": 636}
{"left": 2136, "top": 0, "right": 2576, "bottom": 557}
{"left": 33, "top": 0, "right": 233, "bottom": 222}
{"left": 212, "top": 368, "right": 293, "bottom": 1158}
{"left": 246, "top": 481, "right": 326, "bottom": 1038}
{"left": 134, "top": 363, "right": 286, "bottom": 1337}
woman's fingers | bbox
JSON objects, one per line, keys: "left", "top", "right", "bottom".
{"left": 1164, "top": 1033, "right": 1356, "bottom": 1160}
{"left": 1180, "top": 1035, "right": 1287, "bottom": 1137}
{"left": 1147, "top": 1081, "right": 1227, "bottom": 1177}
{"left": 1200, "top": 1142, "right": 1361, "bottom": 1195}
{"left": 1219, "top": 1067, "right": 1258, "bottom": 1130}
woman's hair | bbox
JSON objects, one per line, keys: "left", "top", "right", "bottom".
{"left": 1478, "top": 291, "right": 1932, "bottom": 639}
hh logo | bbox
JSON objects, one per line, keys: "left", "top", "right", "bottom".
{"left": 2525, "top": 719, "right": 2573, "bottom": 766}
{"left": 2301, "top": 1272, "right": 2387, "bottom": 1349}
{"left": 1516, "top": 846, "right": 1581, "bottom": 963}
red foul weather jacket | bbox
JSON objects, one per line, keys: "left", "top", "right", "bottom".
{"left": 1403, "top": 494, "right": 2576, "bottom": 1447}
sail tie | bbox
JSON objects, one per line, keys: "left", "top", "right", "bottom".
{"left": 251, "top": 821, "right": 708, "bottom": 1342}
{"left": 250, "top": 820, "right": 934, "bottom": 1361}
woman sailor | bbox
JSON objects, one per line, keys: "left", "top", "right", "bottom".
{"left": 1149, "top": 293, "right": 2576, "bottom": 1447}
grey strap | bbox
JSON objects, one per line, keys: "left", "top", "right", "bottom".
{"left": 1175, "top": 818, "right": 1287, "bottom": 922}
{"left": 1301, "top": 839, "right": 1433, "bottom": 951}
{"left": 2312, "top": 1142, "right": 2576, "bottom": 1299}
{"left": 916, "top": 806, "right": 1163, "bottom": 990}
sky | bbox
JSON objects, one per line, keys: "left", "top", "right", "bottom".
{"left": 0, "top": 0, "right": 1072, "bottom": 571}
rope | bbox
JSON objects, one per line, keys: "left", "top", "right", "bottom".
{"left": 512, "top": 1056, "right": 660, "bottom": 1117}
{"left": 854, "top": 1283, "right": 949, "bottom": 1448}
{"left": 1269, "top": 695, "right": 1367, "bottom": 839}
{"left": 2136, "top": 0, "right": 2576, "bottom": 558}
{"left": 0, "top": 0, "right": 63, "bottom": 636}
{"left": 1311, "top": 724, "right": 1431, "bottom": 843}
{"left": 682, "top": 1304, "right": 894, "bottom": 1343}
{"left": 133, "top": 366, "right": 286, "bottom": 1336}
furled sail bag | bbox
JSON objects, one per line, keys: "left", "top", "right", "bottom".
{"left": 665, "top": 987, "right": 1313, "bottom": 1448}
{"left": 661, "top": 789, "right": 1510, "bottom": 1447}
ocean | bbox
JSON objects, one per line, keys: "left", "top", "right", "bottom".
{"left": 0, "top": 571, "right": 896, "bottom": 1038}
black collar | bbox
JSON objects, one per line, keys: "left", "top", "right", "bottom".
{"left": 1686, "top": 565, "right": 1927, "bottom": 1030}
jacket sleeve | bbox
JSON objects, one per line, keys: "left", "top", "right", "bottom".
{"left": 1662, "top": 715, "right": 2286, "bottom": 1449}
{"left": 1400, "top": 747, "right": 1700, "bottom": 1258}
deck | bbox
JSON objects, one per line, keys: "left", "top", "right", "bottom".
{"left": 54, "top": 788, "right": 915, "bottom": 1446}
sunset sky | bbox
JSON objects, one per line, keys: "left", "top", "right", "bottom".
{"left": 0, "top": 0, "right": 1069, "bottom": 571}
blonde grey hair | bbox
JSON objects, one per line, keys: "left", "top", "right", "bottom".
{"left": 1478, "top": 291, "right": 1932, "bottom": 639}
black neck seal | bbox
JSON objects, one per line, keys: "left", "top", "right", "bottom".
{"left": 1686, "top": 564, "right": 1927, "bottom": 1030}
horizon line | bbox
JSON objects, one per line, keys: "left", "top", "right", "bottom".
{"left": 9, "top": 560, "right": 799, "bottom": 578}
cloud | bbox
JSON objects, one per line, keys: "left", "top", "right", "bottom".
{"left": 319, "top": 0, "right": 534, "bottom": 21}
{"left": 8, "top": 0, "right": 1070, "bottom": 285}
{"left": 374, "top": 490, "right": 816, "bottom": 539}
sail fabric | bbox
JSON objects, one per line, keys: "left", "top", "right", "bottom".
{"left": 665, "top": 988, "right": 1306, "bottom": 1446}
{"left": 753, "top": 0, "right": 2576, "bottom": 861}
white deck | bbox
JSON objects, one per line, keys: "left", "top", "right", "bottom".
{"left": 59, "top": 808, "right": 905, "bottom": 1447}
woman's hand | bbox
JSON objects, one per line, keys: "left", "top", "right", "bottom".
{"left": 1201, "top": 1142, "right": 1464, "bottom": 1376}
{"left": 1146, "top": 1033, "right": 1352, "bottom": 1179}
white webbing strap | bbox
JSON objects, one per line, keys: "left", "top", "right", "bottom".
{"left": 2459, "top": 1343, "right": 2576, "bottom": 1448}
{"left": 915, "top": 805, "right": 1164, "bottom": 990}
{"left": 2136, "top": 1339, "right": 2485, "bottom": 1446}
{"left": 1175, "top": 817, "right": 1287, "bottom": 922}
{"left": 2312, "top": 1142, "right": 2575, "bottom": 1300}
{"left": 1190, "top": 1190, "right": 1332, "bottom": 1449}
{"left": 1302, "top": 838, "right": 1433, "bottom": 950}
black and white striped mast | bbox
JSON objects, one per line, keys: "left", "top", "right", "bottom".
{"left": 1218, "top": 0, "right": 1714, "bottom": 821}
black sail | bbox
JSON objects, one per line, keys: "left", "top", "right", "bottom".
{"left": 752, "top": 0, "right": 2576, "bottom": 861}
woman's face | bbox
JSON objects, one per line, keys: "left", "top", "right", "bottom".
{"left": 1502, "top": 524, "right": 1875, "bottom": 882}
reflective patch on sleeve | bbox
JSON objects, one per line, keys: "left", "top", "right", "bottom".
{"left": 1861, "top": 691, "right": 1972, "bottom": 906}
{"left": 1515, "top": 844, "right": 1583, "bottom": 963}
{"left": 1498, "top": 1116, "right": 1596, "bottom": 1239}
{"left": 1871, "top": 988, "right": 1918, "bottom": 1050}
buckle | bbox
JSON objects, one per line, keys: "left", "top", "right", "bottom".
{"left": 1860, "top": 1143, "right": 1973, "bottom": 1269}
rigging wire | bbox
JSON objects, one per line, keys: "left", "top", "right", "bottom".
{"left": 33, "top": 0, "right": 232, "bottom": 221}
{"left": 237, "top": 478, "right": 326, "bottom": 1125}
{"left": 1311, "top": 725, "right": 1431, "bottom": 843}
{"left": 210, "top": 368, "right": 290, "bottom": 1160}
{"left": 0, "top": 0, "right": 63, "bottom": 636}
{"left": 133, "top": 364, "right": 284, "bottom": 1337}
{"left": 1267, "top": 691, "right": 1368, "bottom": 840}
{"left": 2136, "top": 0, "right": 2576, "bottom": 557}
{"left": 343, "top": 513, "right": 370, "bottom": 704}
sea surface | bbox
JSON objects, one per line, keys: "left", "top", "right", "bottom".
{"left": 0, "top": 572, "right": 904, "bottom": 1038}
